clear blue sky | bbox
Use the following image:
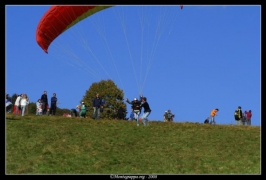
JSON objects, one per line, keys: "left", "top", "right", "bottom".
{"left": 6, "top": 5, "right": 261, "bottom": 126}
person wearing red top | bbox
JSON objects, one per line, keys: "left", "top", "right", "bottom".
{"left": 244, "top": 110, "right": 252, "bottom": 126}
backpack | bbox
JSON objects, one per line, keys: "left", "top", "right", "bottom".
{"left": 234, "top": 109, "right": 240, "bottom": 120}
{"left": 167, "top": 113, "right": 172, "bottom": 119}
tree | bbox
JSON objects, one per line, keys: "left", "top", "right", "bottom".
{"left": 81, "top": 79, "right": 127, "bottom": 119}
{"left": 28, "top": 102, "right": 37, "bottom": 115}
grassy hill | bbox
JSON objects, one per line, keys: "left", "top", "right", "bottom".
{"left": 6, "top": 114, "right": 260, "bottom": 174}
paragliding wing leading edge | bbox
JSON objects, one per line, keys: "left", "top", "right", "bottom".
{"left": 36, "top": 5, "right": 183, "bottom": 53}
{"left": 36, "top": 5, "right": 112, "bottom": 53}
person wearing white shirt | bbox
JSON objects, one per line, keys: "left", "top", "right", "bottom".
{"left": 20, "top": 94, "right": 29, "bottom": 116}
{"left": 14, "top": 94, "right": 22, "bottom": 115}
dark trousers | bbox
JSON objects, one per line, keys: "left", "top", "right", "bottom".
{"left": 50, "top": 104, "right": 56, "bottom": 115}
{"left": 42, "top": 102, "right": 47, "bottom": 114}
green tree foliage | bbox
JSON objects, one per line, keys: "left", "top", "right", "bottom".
{"left": 81, "top": 79, "right": 127, "bottom": 119}
{"left": 28, "top": 102, "right": 37, "bottom": 115}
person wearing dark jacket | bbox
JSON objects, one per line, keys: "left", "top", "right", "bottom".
{"left": 50, "top": 93, "right": 57, "bottom": 115}
{"left": 126, "top": 96, "right": 142, "bottom": 126}
{"left": 41, "top": 91, "right": 48, "bottom": 114}
{"left": 92, "top": 93, "right": 103, "bottom": 119}
{"left": 140, "top": 96, "right": 151, "bottom": 126}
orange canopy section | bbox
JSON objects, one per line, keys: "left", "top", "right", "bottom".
{"left": 36, "top": 5, "right": 112, "bottom": 53}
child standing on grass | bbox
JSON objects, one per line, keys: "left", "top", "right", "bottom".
{"left": 36, "top": 99, "right": 42, "bottom": 115}
{"left": 37, "top": 102, "right": 43, "bottom": 115}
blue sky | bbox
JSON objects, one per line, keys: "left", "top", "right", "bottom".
{"left": 6, "top": 5, "right": 261, "bottom": 126}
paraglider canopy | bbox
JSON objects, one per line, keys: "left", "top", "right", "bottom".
{"left": 36, "top": 5, "right": 112, "bottom": 53}
{"left": 36, "top": 5, "right": 184, "bottom": 53}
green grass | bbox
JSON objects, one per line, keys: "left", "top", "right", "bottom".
{"left": 6, "top": 114, "right": 260, "bottom": 174}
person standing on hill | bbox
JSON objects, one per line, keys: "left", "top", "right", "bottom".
{"left": 24, "top": 94, "right": 30, "bottom": 115}
{"left": 166, "top": 110, "right": 174, "bottom": 122}
{"left": 244, "top": 110, "right": 252, "bottom": 126}
{"left": 80, "top": 102, "right": 87, "bottom": 118}
{"left": 140, "top": 96, "right": 151, "bottom": 126}
{"left": 41, "top": 91, "right": 48, "bottom": 114}
{"left": 210, "top": 108, "right": 219, "bottom": 124}
{"left": 50, "top": 93, "right": 57, "bottom": 115}
{"left": 234, "top": 106, "right": 243, "bottom": 125}
{"left": 20, "top": 94, "right": 29, "bottom": 116}
{"left": 126, "top": 97, "right": 142, "bottom": 126}
{"left": 241, "top": 113, "right": 247, "bottom": 125}
{"left": 92, "top": 93, "right": 103, "bottom": 119}
{"left": 36, "top": 99, "right": 42, "bottom": 115}
{"left": 76, "top": 105, "right": 81, "bottom": 117}
{"left": 163, "top": 111, "right": 168, "bottom": 122}
{"left": 14, "top": 94, "right": 22, "bottom": 115}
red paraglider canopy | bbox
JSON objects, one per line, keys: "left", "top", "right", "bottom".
{"left": 36, "top": 6, "right": 111, "bottom": 53}
{"left": 36, "top": 5, "right": 183, "bottom": 53}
